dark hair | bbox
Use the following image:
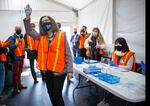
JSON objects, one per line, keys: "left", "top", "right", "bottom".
{"left": 39, "top": 16, "right": 59, "bottom": 35}
{"left": 31, "top": 23, "right": 35, "bottom": 26}
{"left": 57, "top": 22, "right": 61, "bottom": 29}
{"left": 82, "top": 26, "right": 87, "bottom": 30}
{"left": 31, "top": 23, "right": 35, "bottom": 29}
{"left": 114, "top": 37, "right": 129, "bottom": 52}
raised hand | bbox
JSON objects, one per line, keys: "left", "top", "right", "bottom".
{"left": 24, "top": 4, "right": 32, "bottom": 18}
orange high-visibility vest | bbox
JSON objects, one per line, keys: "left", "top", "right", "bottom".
{"left": 79, "top": 34, "right": 87, "bottom": 49}
{"left": 113, "top": 51, "right": 136, "bottom": 71}
{"left": 37, "top": 35, "right": 48, "bottom": 71}
{"left": 0, "top": 41, "right": 7, "bottom": 62}
{"left": 37, "top": 31, "right": 65, "bottom": 72}
{"left": 47, "top": 32, "right": 65, "bottom": 72}
{"left": 3, "top": 40, "right": 10, "bottom": 47}
{"left": 26, "top": 34, "right": 39, "bottom": 50}
{"left": 14, "top": 38, "right": 25, "bottom": 56}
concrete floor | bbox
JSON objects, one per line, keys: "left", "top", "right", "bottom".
{"left": 0, "top": 66, "right": 145, "bottom": 106}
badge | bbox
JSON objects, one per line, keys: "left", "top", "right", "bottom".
{"left": 120, "top": 59, "right": 125, "bottom": 64}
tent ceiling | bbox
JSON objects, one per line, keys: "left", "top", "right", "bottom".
{"left": 0, "top": 0, "right": 70, "bottom": 11}
{"left": 0, "top": 0, "right": 94, "bottom": 11}
{"left": 54, "top": 0, "right": 94, "bottom": 10}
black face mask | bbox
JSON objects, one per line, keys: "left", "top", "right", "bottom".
{"left": 115, "top": 46, "right": 122, "bottom": 51}
{"left": 74, "top": 31, "right": 77, "bottom": 34}
{"left": 42, "top": 22, "right": 52, "bottom": 31}
{"left": 16, "top": 29, "right": 21, "bottom": 35}
{"left": 20, "top": 34, "right": 23, "bottom": 39}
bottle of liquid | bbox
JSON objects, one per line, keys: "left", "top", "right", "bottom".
{"left": 25, "top": 4, "right": 31, "bottom": 15}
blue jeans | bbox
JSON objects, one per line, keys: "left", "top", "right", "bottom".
{"left": 73, "top": 48, "right": 79, "bottom": 58}
{"left": 0, "top": 63, "right": 5, "bottom": 94}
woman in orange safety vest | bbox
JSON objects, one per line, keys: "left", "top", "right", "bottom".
{"left": 84, "top": 27, "right": 105, "bottom": 61}
{"left": 78, "top": 28, "right": 89, "bottom": 60}
{"left": 112, "top": 37, "right": 136, "bottom": 71}
{"left": 23, "top": 4, "right": 73, "bottom": 106}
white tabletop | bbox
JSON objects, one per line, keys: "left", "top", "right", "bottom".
{"left": 73, "top": 61, "right": 145, "bottom": 103}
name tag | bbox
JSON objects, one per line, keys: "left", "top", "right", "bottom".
{"left": 120, "top": 59, "right": 125, "bottom": 64}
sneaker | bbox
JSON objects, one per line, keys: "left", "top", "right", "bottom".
{"left": 34, "top": 80, "right": 39, "bottom": 84}
{"left": 18, "top": 85, "right": 27, "bottom": 90}
{"left": 13, "top": 89, "right": 20, "bottom": 95}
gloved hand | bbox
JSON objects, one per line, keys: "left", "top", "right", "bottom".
{"left": 141, "top": 61, "right": 145, "bottom": 72}
{"left": 108, "top": 61, "right": 118, "bottom": 67}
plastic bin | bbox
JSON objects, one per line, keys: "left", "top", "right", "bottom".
{"left": 83, "top": 65, "right": 102, "bottom": 74}
{"left": 74, "top": 56, "right": 83, "bottom": 64}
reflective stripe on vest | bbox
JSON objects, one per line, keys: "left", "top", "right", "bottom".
{"left": 52, "top": 32, "right": 62, "bottom": 71}
{"left": 41, "top": 36, "right": 45, "bottom": 70}
{"left": 47, "top": 31, "right": 65, "bottom": 72}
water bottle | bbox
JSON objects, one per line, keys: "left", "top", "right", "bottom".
{"left": 24, "top": 4, "right": 31, "bottom": 15}
{"left": 25, "top": 8, "right": 31, "bottom": 14}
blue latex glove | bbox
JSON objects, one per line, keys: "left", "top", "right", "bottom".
{"left": 108, "top": 61, "right": 118, "bottom": 67}
{"left": 141, "top": 61, "right": 146, "bottom": 72}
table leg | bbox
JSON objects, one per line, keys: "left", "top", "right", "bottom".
{"left": 73, "top": 74, "right": 95, "bottom": 103}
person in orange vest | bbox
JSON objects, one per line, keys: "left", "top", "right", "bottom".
{"left": 24, "top": 23, "right": 39, "bottom": 83}
{"left": 24, "top": 4, "right": 73, "bottom": 106}
{"left": 84, "top": 27, "right": 105, "bottom": 61}
{"left": 0, "top": 40, "right": 9, "bottom": 98}
{"left": 82, "top": 26, "right": 90, "bottom": 38}
{"left": 8, "top": 26, "right": 27, "bottom": 95}
{"left": 78, "top": 28, "right": 88, "bottom": 60}
{"left": 112, "top": 37, "right": 136, "bottom": 71}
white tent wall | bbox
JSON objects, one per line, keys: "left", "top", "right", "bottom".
{"left": 0, "top": 0, "right": 77, "bottom": 41}
{"left": 78, "top": 0, "right": 113, "bottom": 50}
{"left": 114, "top": 0, "right": 145, "bottom": 62}
{"left": 78, "top": 0, "right": 145, "bottom": 63}
{"left": 0, "top": 0, "right": 145, "bottom": 63}
{"left": 0, "top": 10, "right": 24, "bottom": 41}
{"left": 0, "top": 0, "right": 77, "bottom": 67}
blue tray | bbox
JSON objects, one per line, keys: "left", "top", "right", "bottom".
{"left": 90, "top": 72, "right": 120, "bottom": 84}
{"left": 83, "top": 65, "right": 102, "bottom": 74}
